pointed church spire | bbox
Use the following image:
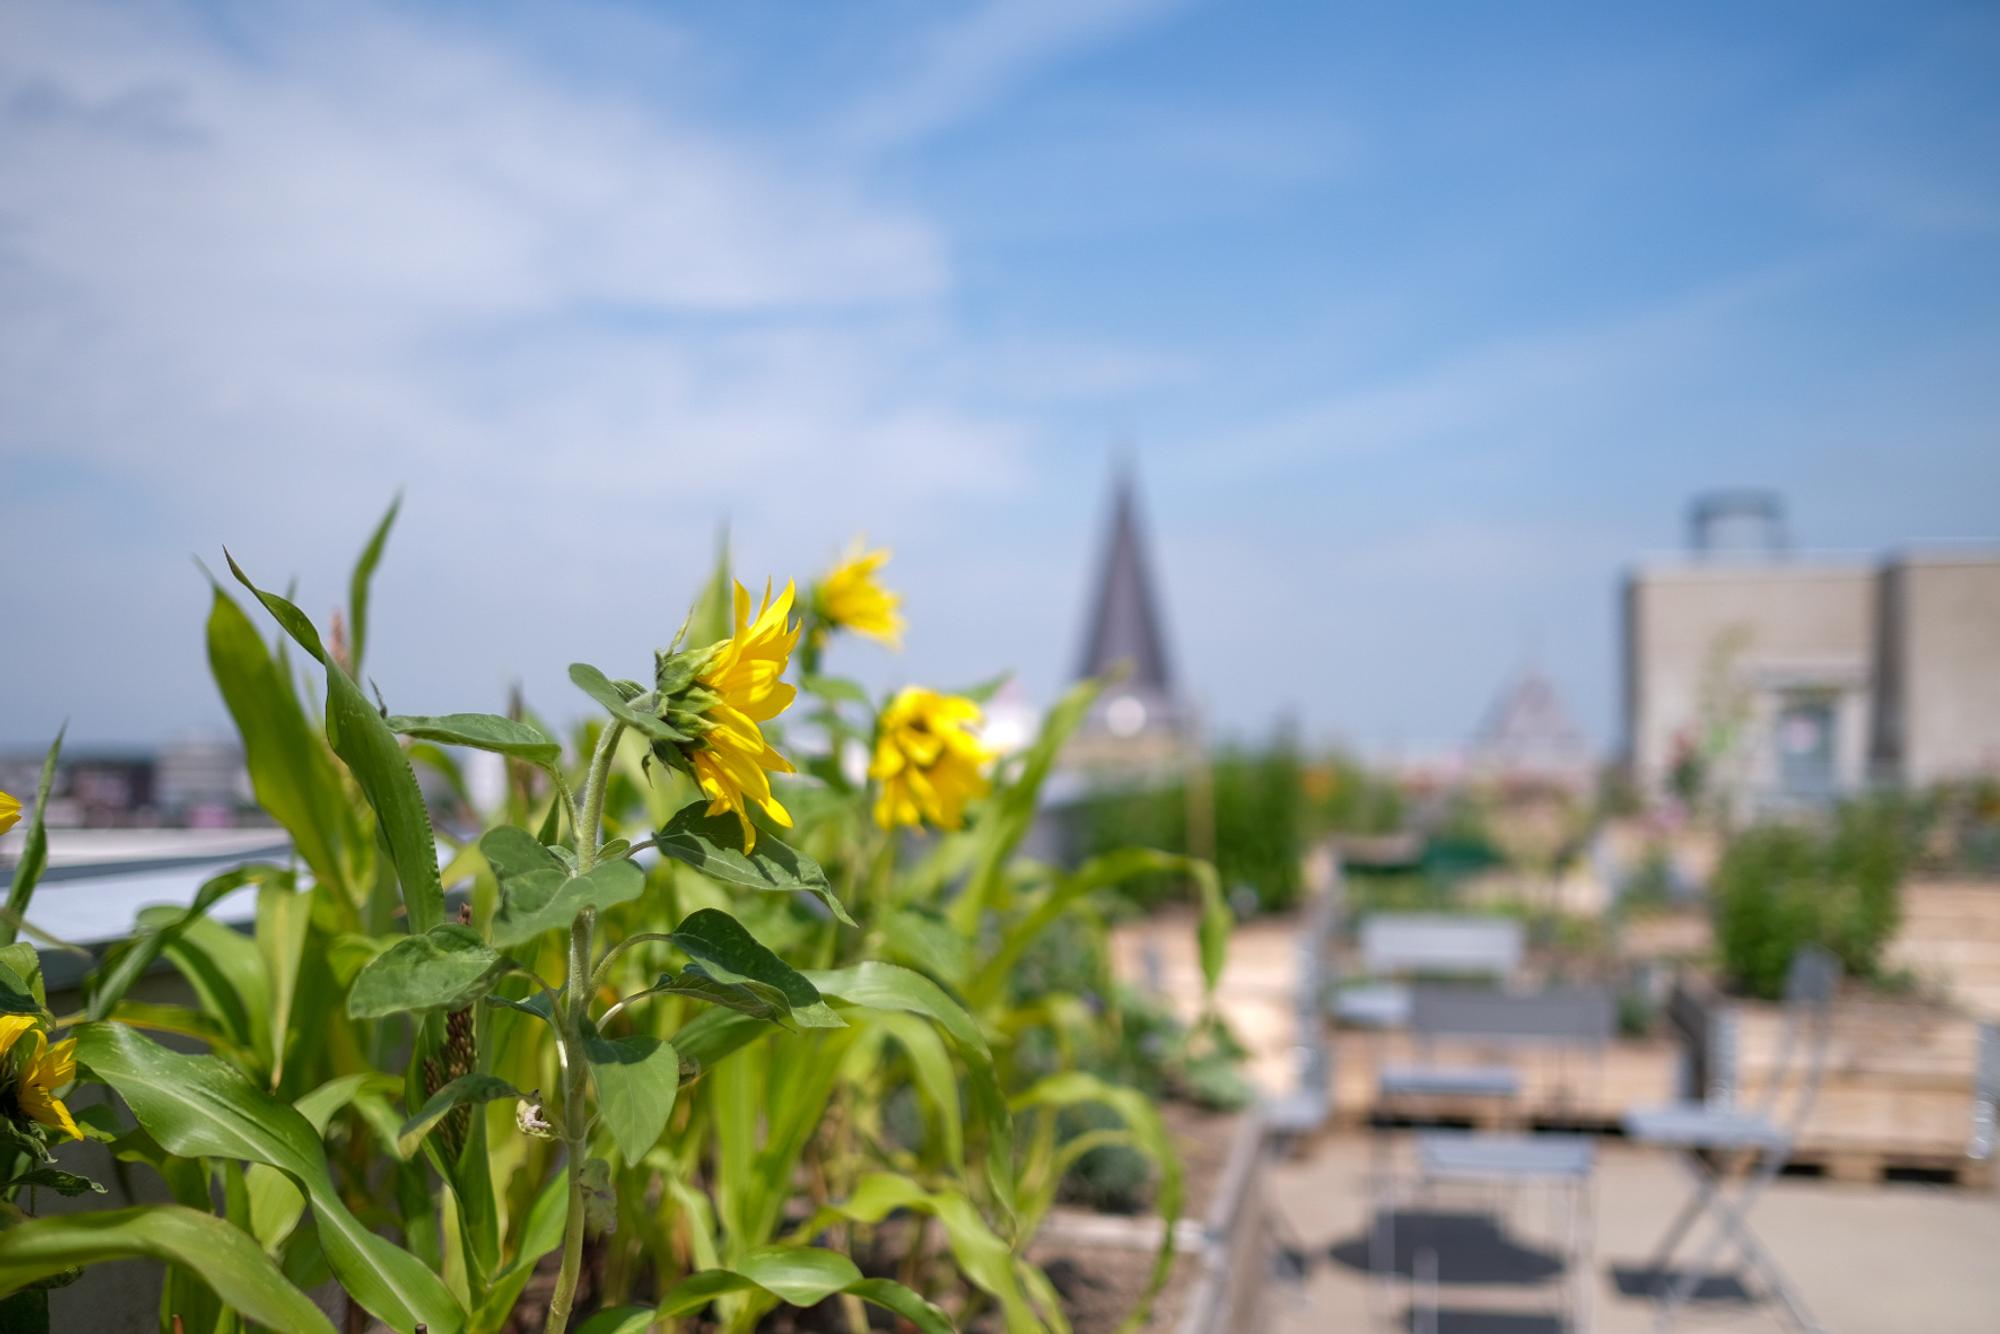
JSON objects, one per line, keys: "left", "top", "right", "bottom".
{"left": 1076, "top": 459, "right": 1175, "bottom": 697}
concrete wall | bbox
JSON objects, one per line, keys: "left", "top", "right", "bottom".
{"left": 1624, "top": 560, "right": 1877, "bottom": 802}
{"left": 1627, "top": 549, "right": 2000, "bottom": 801}
{"left": 1890, "top": 554, "right": 2000, "bottom": 785}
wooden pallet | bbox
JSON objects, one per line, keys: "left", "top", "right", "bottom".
{"left": 1776, "top": 1147, "right": 1995, "bottom": 1189}
{"left": 1329, "top": 1029, "right": 1684, "bottom": 1131}
{"left": 1671, "top": 977, "right": 1999, "bottom": 1189}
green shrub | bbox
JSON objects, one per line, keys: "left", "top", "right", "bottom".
{"left": 1070, "top": 740, "right": 1309, "bottom": 913}
{"left": 1713, "top": 799, "right": 1907, "bottom": 999}
{"left": 1210, "top": 742, "right": 1306, "bottom": 911}
{"left": 1305, "top": 752, "right": 1406, "bottom": 836}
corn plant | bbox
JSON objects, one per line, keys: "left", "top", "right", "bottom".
{"left": 0, "top": 506, "right": 1231, "bottom": 1334}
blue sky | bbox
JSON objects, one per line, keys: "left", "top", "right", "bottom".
{"left": 3, "top": 0, "right": 1997, "bottom": 757}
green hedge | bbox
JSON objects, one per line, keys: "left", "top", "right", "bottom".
{"left": 1713, "top": 798, "right": 1906, "bottom": 999}
{"left": 1070, "top": 743, "right": 1308, "bottom": 914}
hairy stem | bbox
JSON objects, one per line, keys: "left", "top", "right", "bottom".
{"left": 546, "top": 722, "right": 624, "bottom": 1334}
{"left": 575, "top": 720, "right": 626, "bottom": 873}
{"left": 545, "top": 910, "right": 595, "bottom": 1334}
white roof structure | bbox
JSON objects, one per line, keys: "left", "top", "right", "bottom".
{"left": 1468, "top": 667, "right": 1594, "bottom": 787}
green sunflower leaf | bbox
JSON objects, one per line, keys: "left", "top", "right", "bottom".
{"left": 348, "top": 925, "right": 513, "bottom": 1019}
{"left": 655, "top": 802, "right": 853, "bottom": 926}
{"left": 482, "top": 827, "right": 647, "bottom": 947}
{"left": 668, "top": 909, "right": 843, "bottom": 1029}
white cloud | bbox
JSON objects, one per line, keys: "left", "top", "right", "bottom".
{"left": 0, "top": 1, "right": 1070, "bottom": 744}
{"left": 834, "top": 0, "right": 1184, "bottom": 151}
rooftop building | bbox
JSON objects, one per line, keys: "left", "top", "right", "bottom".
{"left": 1621, "top": 495, "right": 2000, "bottom": 811}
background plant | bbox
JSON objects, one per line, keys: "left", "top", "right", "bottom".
{"left": 1713, "top": 798, "right": 1907, "bottom": 999}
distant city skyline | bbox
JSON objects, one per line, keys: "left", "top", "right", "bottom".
{"left": 4, "top": 1, "right": 1997, "bottom": 755}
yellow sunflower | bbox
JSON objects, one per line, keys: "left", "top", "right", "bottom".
{"left": 812, "top": 542, "right": 904, "bottom": 649}
{"left": 0, "top": 790, "right": 19, "bottom": 838}
{"left": 870, "top": 687, "right": 996, "bottom": 831}
{"left": 689, "top": 579, "right": 802, "bottom": 851}
{"left": 0, "top": 1014, "right": 79, "bottom": 1139}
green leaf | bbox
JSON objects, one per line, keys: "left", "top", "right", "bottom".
{"left": 575, "top": 1309, "right": 656, "bottom": 1334}
{"left": 807, "top": 962, "right": 1015, "bottom": 1224}
{"left": 386, "top": 713, "right": 561, "bottom": 769}
{"left": 581, "top": 1025, "right": 680, "bottom": 1162}
{"left": 348, "top": 494, "right": 400, "bottom": 678}
{"left": 143, "top": 906, "right": 272, "bottom": 1060}
{"left": 484, "top": 989, "right": 558, "bottom": 1028}
{"left": 656, "top": 801, "right": 853, "bottom": 925}
{"left": 9, "top": 1167, "right": 103, "bottom": 1197}
{"left": 951, "top": 677, "right": 1101, "bottom": 934}
{"left": 669, "top": 1007, "right": 770, "bottom": 1073}
{"left": 227, "top": 550, "right": 445, "bottom": 933}
{"left": 1193, "top": 859, "right": 1231, "bottom": 997}
{"left": 568, "top": 663, "right": 689, "bottom": 743}
{"left": 481, "top": 827, "right": 647, "bottom": 948}
{"left": 206, "top": 586, "right": 353, "bottom": 899}
{"left": 0, "top": 945, "right": 44, "bottom": 1015}
{"left": 247, "top": 1072, "right": 402, "bottom": 1250}
{"left": 348, "top": 925, "right": 513, "bottom": 1019}
{"left": 76, "top": 1024, "right": 463, "bottom": 1333}
{"left": 882, "top": 907, "right": 974, "bottom": 991}
{"left": 1013, "top": 1071, "right": 1182, "bottom": 1334}
{"left": 863, "top": 1011, "right": 963, "bottom": 1172}
{"left": 647, "top": 962, "right": 794, "bottom": 1026}
{"left": 807, "top": 1175, "right": 1037, "bottom": 1334}
{"left": 670, "top": 910, "right": 843, "bottom": 1029}
{"left": 397, "top": 1073, "right": 523, "bottom": 1158}
{"left": 257, "top": 873, "right": 314, "bottom": 1086}
{"left": 0, "top": 727, "right": 63, "bottom": 949}
{"left": 0, "top": 1206, "right": 335, "bottom": 1332}
{"left": 797, "top": 675, "right": 870, "bottom": 708}
{"left": 648, "top": 1246, "right": 951, "bottom": 1334}
{"left": 471, "top": 1171, "right": 567, "bottom": 1331}
{"left": 951, "top": 671, "right": 1013, "bottom": 705}
{"left": 969, "top": 849, "right": 1214, "bottom": 1007}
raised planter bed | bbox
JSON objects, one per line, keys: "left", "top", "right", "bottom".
{"left": 1028, "top": 1103, "right": 1272, "bottom": 1334}
{"left": 1668, "top": 974, "right": 2000, "bottom": 1186}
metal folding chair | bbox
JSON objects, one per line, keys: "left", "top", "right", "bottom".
{"left": 1268, "top": 866, "right": 1343, "bottom": 1137}
{"left": 1372, "top": 984, "right": 1612, "bottom": 1331}
{"left": 1624, "top": 945, "right": 1839, "bottom": 1333}
{"left": 1334, "top": 913, "right": 1525, "bottom": 1028}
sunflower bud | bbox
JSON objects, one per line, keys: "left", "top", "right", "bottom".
{"left": 649, "top": 581, "right": 802, "bottom": 851}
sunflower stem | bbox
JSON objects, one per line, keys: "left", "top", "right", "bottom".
{"left": 575, "top": 721, "right": 626, "bottom": 873}
{"left": 546, "top": 718, "right": 626, "bottom": 1334}
{"left": 545, "top": 907, "right": 595, "bottom": 1334}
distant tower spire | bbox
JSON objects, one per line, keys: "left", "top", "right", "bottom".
{"left": 1071, "top": 458, "right": 1184, "bottom": 759}
{"left": 1076, "top": 459, "right": 1174, "bottom": 696}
